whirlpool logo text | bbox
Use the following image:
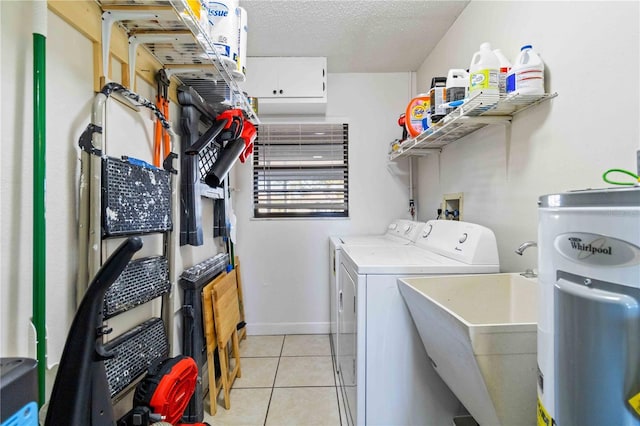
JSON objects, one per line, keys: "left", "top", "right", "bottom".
{"left": 568, "top": 237, "right": 612, "bottom": 258}
{"left": 555, "top": 232, "right": 640, "bottom": 267}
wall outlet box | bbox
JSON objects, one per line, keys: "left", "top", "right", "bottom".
{"left": 442, "top": 192, "right": 463, "bottom": 220}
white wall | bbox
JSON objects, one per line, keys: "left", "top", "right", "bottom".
{"left": 1, "top": 3, "right": 94, "bottom": 365}
{"left": 1, "top": 2, "right": 223, "bottom": 390}
{"left": 1, "top": 0, "right": 38, "bottom": 359}
{"left": 415, "top": 0, "right": 639, "bottom": 272}
{"left": 233, "top": 73, "right": 413, "bottom": 334}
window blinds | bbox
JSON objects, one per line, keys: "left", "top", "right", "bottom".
{"left": 253, "top": 123, "right": 349, "bottom": 218}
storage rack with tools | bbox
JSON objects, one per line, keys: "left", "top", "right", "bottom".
{"left": 71, "top": 0, "right": 260, "bottom": 288}
{"left": 90, "top": 0, "right": 259, "bottom": 248}
{"left": 50, "top": 0, "right": 259, "bottom": 421}
{"left": 95, "top": 0, "right": 258, "bottom": 122}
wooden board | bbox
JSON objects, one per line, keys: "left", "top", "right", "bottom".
{"left": 202, "top": 272, "right": 225, "bottom": 415}
{"left": 212, "top": 269, "right": 241, "bottom": 410}
{"left": 48, "top": 0, "right": 165, "bottom": 92}
{"left": 234, "top": 256, "right": 247, "bottom": 340}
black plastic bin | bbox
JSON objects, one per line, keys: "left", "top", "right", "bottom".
{"left": 1, "top": 358, "right": 38, "bottom": 425}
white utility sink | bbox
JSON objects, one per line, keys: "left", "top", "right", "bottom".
{"left": 398, "top": 273, "right": 538, "bottom": 426}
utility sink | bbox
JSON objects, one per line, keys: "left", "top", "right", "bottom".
{"left": 398, "top": 273, "right": 538, "bottom": 426}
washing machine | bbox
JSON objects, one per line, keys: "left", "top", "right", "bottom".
{"left": 338, "top": 220, "right": 500, "bottom": 426}
{"left": 537, "top": 187, "right": 640, "bottom": 426}
{"left": 328, "top": 219, "right": 424, "bottom": 373}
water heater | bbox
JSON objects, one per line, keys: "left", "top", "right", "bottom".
{"left": 537, "top": 187, "right": 640, "bottom": 426}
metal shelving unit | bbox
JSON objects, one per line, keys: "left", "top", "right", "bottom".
{"left": 99, "top": 0, "right": 258, "bottom": 123}
{"left": 389, "top": 91, "right": 557, "bottom": 159}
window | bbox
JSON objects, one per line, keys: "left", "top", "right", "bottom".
{"left": 253, "top": 123, "right": 349, "bottom": 218}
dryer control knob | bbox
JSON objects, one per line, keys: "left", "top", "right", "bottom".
{"left": 422, "top": 224, "right": 433, "bottom": 238}
{"left": 389, "top": 223, "right": 398, "bottom": 230}
{"left": 459, "top": 233, "right": 468, "bottom": 243}
{"left": 403, "top": 225, "right": 412, "bottom": 234}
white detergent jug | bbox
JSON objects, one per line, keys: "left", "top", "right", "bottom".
{"left": 506, "top": 44, "right": 545, "bottom": 95}
{"left": 493, "top": 49, "right": 512, "bottom": 95}
{"left": 446, "top": 69, "right": 469, "bottom": 102}
{"left": 445, "top": 69, "right": 468, "bottom": 114}
{"left": 469, "top": 42, "right": 500, "bottom": 96}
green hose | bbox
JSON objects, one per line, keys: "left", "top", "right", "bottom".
{"left": 33, "top": 31, "right": 46, "bottom": 407}
{"left": 602, "top": 168, "right": 639, "bottom": 186}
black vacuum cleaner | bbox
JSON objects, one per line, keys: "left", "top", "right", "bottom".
{"left": 45, "top": 237, "right": 208, "bottom": 426}
{"left": 45, "top": 237, "right": 142, "bottom": 426}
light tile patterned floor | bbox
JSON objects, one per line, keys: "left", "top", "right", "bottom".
{"left": 204, "top": 334, "right": 343, "bottom": 426}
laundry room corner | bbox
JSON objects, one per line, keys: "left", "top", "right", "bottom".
{"left": 414, "top": 0, "right": 639, "bottom": 272}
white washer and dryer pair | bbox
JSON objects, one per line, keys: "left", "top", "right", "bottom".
{"left": 337, "top": 219, "right": 500, "bottom": 426}
{"left": 329, "top": 219, "right": 425, "bottom": 373}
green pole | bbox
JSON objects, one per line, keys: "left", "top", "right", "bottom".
{"left": 33, "top": 30, "right": 46, "bottom": 407}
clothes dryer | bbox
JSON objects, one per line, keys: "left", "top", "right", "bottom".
{"left": 338, "top": 220, "right": 500, "bottom": 425}
{"left": 328, "top": 219, "right": 424, "bottom": 373}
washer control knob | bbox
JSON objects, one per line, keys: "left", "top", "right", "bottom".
{"left": 459, "top": 233, "right": 468, "bottom": 244}
{"left": 388, "top": 223, "right": 397, "bottom": 230}
{"left": 422, "top": 224, "right": 433, "bottom": 238}
{"left": 403, "top": 225, "right": 412, "bottom": 234}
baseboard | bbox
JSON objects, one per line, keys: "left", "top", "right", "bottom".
{"left": 246, "top": 321, "right": 330, "bottom": 335}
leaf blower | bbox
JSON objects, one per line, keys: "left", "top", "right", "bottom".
{"left": 203, "top": 110, "right": 256, "bottom": 188}
{"left": 119, "top": 356, "right": 209, "bottom": 426}
{"left": 184, "top": 108, "right": 256, "bottom": 188}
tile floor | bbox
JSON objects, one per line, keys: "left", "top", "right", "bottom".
{"left": 204, "top": 334, "right": 346, "bottom": 426}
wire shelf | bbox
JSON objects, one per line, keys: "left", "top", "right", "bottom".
{"left": 390, "top": 91, "right": 558, "bottom": 159}
{"left": 98, "top": 0, "right": 258, "bottom": 123}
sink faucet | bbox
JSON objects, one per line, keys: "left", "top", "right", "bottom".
{"left": 515, "top": 241, "right": 537, "bottom": 256}
{"left": 515, "top": 241, "right": 538, "bottom": 278}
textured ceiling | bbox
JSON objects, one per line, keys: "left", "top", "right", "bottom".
{"left": 239, "top": 0, "right": 469, "bottom": 73}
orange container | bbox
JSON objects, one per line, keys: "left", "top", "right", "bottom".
{"left": 405, "top": 94, "right": 430, "bottom": 138}
{"left": 187, "top": 0, "right": 201, "bottom": 19}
